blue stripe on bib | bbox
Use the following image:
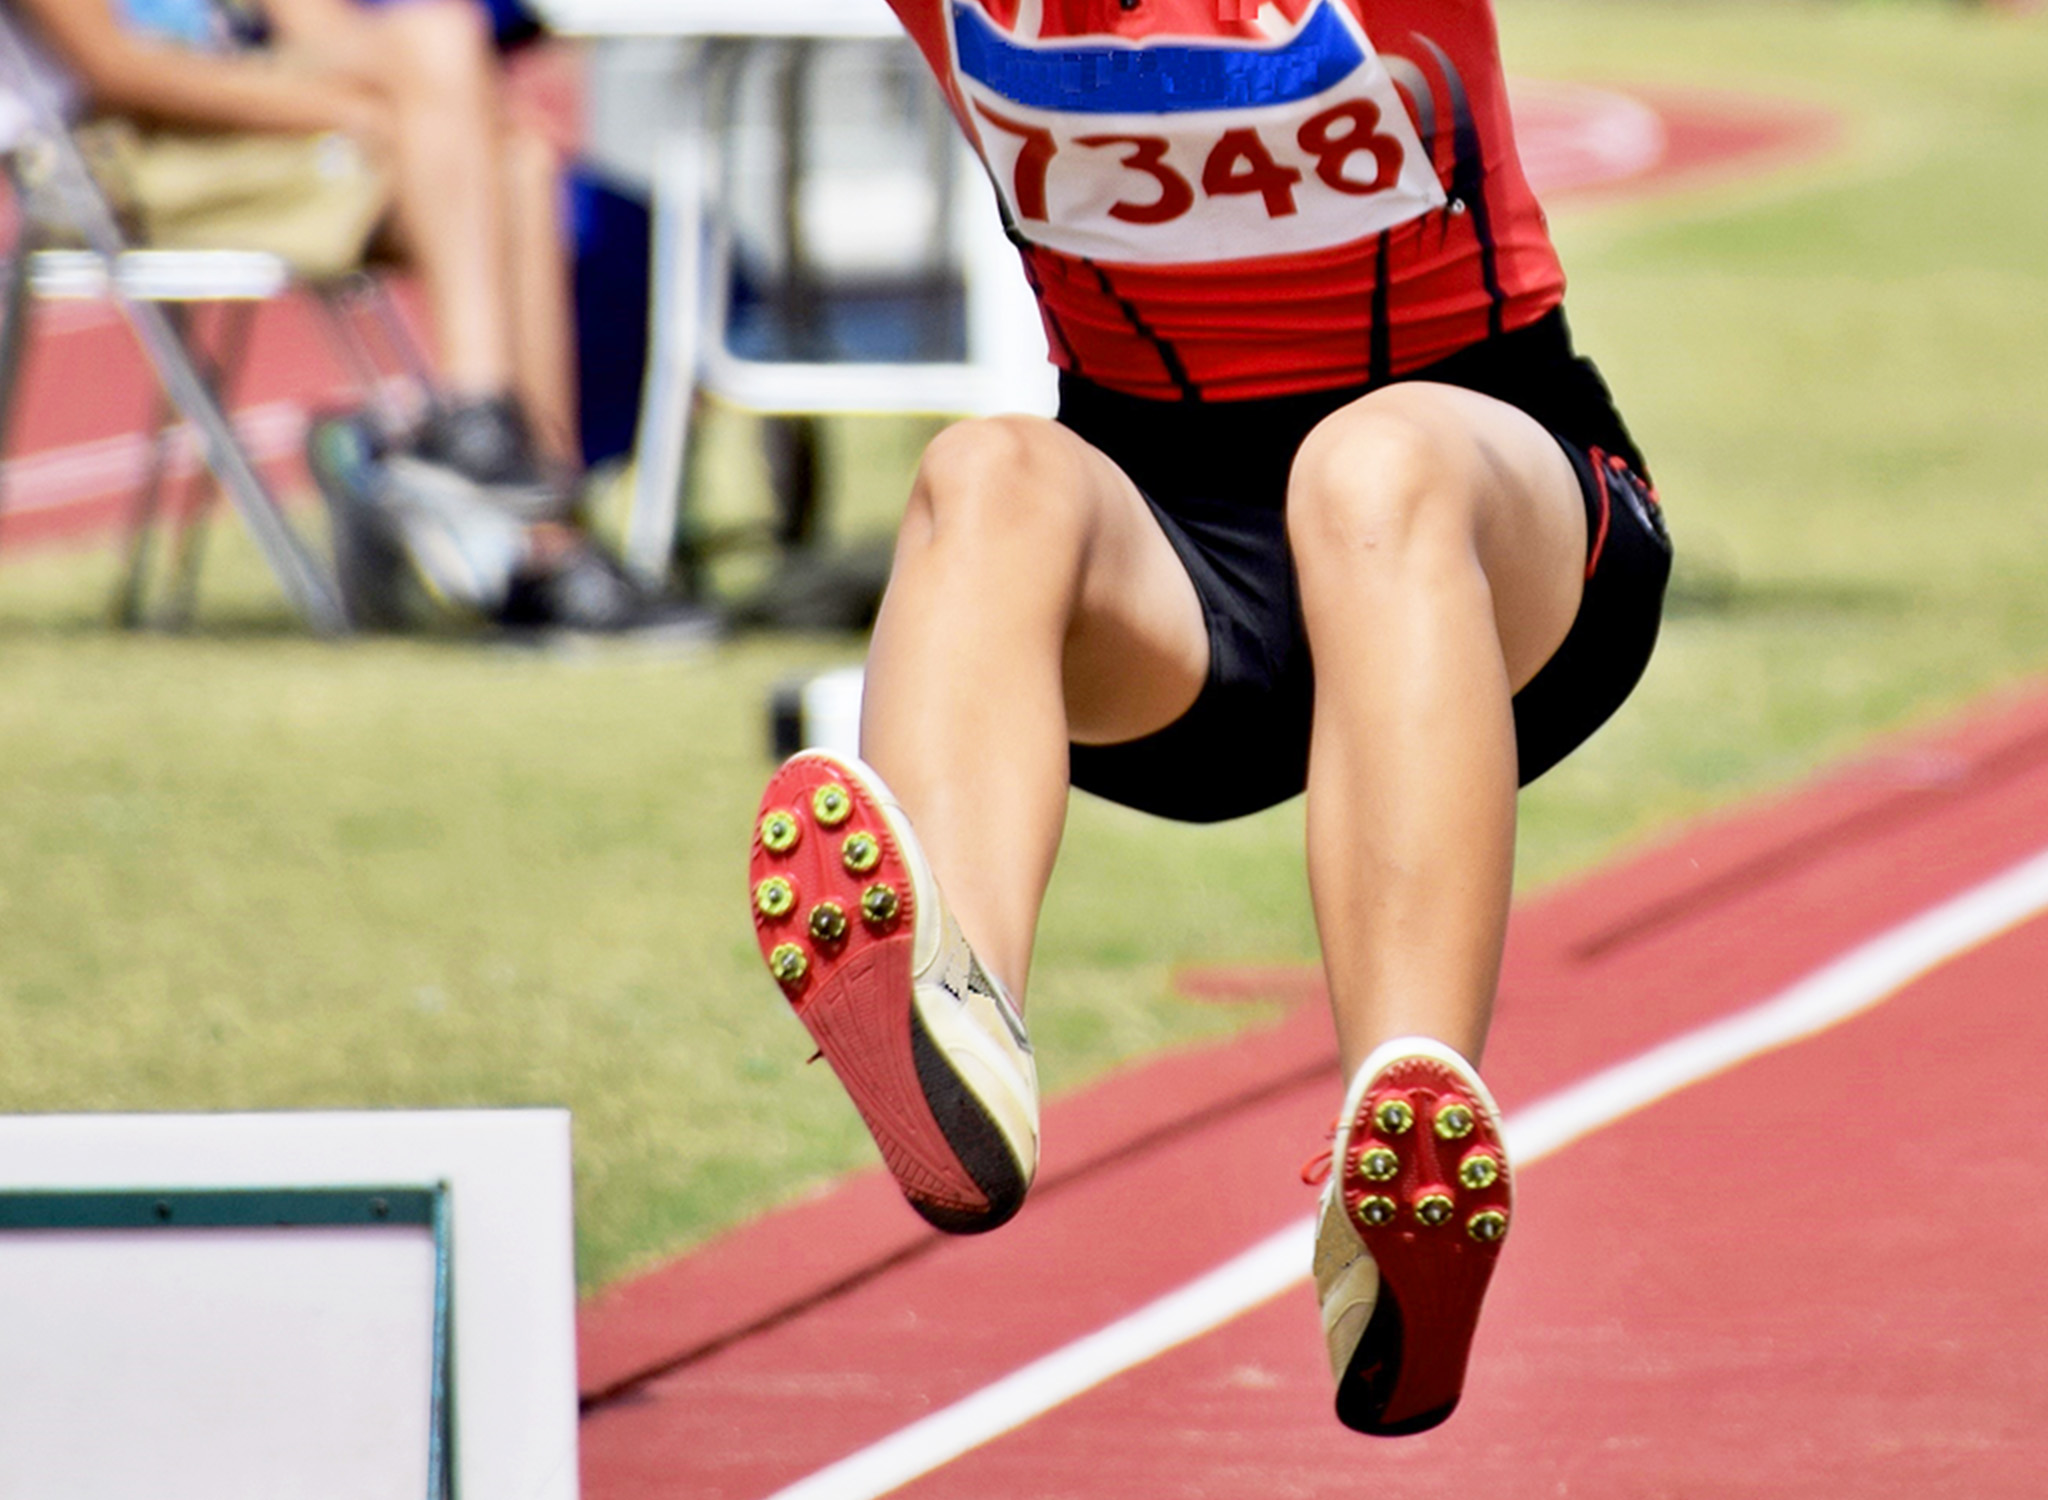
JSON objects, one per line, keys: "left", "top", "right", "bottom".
{"left": 951, "top": 1, "right": 1364, "bottom": 115}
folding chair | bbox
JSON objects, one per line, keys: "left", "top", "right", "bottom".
{"left": 618, "top": 33, "right": 1052, "bottom": 592}
{"left": 0, "top": 7, "right": 407, "bottom": 635}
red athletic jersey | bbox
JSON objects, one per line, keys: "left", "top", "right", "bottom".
{"left": 888, "top": 0, "right": 1566, "bottom": 400}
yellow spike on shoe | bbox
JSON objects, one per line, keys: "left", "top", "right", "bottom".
{"left": 759, "top": 809, "right": 801, "bottom": 854}
{"left": 813, "top": 784, "right": 853, "bottom": 826}
{"left": 861, "top": 883, "right": 900, "bottom": 926}
{"left": 754, "top": 876, "right": 796, "bottom": 920}
{"left": 1415, "top": 1192, "right": 1455, "bottom": 1227}
{"left": 808, "top": 902, "right": 848, "bottom": 944}
{"left": 1373, "top": 1098, "right": 1415, "bottom": 1135}
{"left": 1356, "top": 1194, "right": 1397, "bottom": 1228}
{"left": 1434, "top": 1101, "right": 1477, "bottom": 1140}
{"left": 1359, "top": 1146, "right": 1400, "bottom": 1183}
{"left": 1467, "top": 1208, "right": 1509, "bottom": 1244}
{"left": 1458, "top": 1151, "right": 1501, "bottom": 1191}
{"left": 768, "top": 943, "right": 808, "bottom": 985}
{"left": 842, "top": 831, "right": 881, "bottom": 875}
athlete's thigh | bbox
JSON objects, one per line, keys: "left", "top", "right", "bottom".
{"left": 1045, "top": 421, "right": 1210, "bottom": 745}
{"left": 1292, "top": 380, "right": 1587, "bottom": 691}
{"left": 903, "top": 412, "right": 1206, "bottom": 744}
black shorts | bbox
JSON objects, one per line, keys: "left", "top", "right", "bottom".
{"left": 1061, "top": 307, "right": 1673, "bottom": 824}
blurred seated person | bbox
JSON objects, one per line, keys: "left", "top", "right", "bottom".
{"left": 12, "top": 0, "right": 653, "bottom": 631}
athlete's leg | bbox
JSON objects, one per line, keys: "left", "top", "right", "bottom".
{"left": 1294, "top": 380, "right": 1585, "bottom": 1434}
{"left": 859, "top": 414, "right": 1210, "bottom": 996}
{"left": 751, "top": 414, "right": 1207, "bottom": 1233}
{"left": 1287, "top": 381, "right": 1587, "bottom": 1080}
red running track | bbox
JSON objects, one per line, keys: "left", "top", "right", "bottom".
{"left": 579, "top": 680, "right": 2048, "bottom": 1498}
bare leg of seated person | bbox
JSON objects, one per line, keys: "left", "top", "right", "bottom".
{"left": 315, "top": 0, "right": 573, "bottom": 500}
{"left": 304, "top": 5, "right": 653, "bottom": 629}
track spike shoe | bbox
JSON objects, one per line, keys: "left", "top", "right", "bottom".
{"left": 749, "top": 750, "right": 1039, "bottom": 1234}
{"left": 1311, "top": 1035, "right": 1513, "bottom": 1436}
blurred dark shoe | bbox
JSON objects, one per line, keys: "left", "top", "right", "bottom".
{"left": 313, "top": 410, "right": 692, "bottom": 638}
{"left": 499, "top": 539, "right": 718, "bottom": 638}
{"left": 405, "top": 395, "right": 570, "bottom": 522}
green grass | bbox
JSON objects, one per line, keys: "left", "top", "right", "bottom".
{"left": 1507, "top": 0, "right": 2048, "bottom": 881}
{"left": 3, "top": 0, "right": 2046, "bottom": 1290}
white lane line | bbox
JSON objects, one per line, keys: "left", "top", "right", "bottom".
{"left": 764, "top": 844, "right": 2048, "bottom": 1500}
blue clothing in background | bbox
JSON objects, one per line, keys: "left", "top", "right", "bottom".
{"left": 350, "top": 0, "right": 544, "bottom": 48}
{"left": 116, "top": 0, "right": 226, "bottom": 45}
{"left": 568, "top": 168, "right": 650, "bottom": 469}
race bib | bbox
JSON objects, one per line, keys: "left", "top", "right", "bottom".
{"left": 951, "top": 0, "right": 1446, "bottom": 266}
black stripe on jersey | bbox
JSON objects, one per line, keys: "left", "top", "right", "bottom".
{"left": 1014, "top": 243, "right": 1079, "bottom": 371}
{"left": 1414, "top": 36, "right": 1505, "bottom": 339}
{"left": 1087, "top": 259, "right": 1200, "bottom": 401}
{"left": 986, "top": 182, "right": 1080, "bottom": 371}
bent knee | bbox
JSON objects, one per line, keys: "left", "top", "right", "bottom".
{"left": 906, "top": 416, "right": 1098, "bottom": 545}
{"left": 1285, "top": 393, "right": 1490, "bottom": 567}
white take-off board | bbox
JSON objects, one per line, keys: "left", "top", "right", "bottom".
{"left": 0, "top": 1110, "right": 579, "bottom": 1500}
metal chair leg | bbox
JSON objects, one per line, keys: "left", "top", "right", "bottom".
{"left": 312, "top": 275, "right": 437, "bottom": 441}
{"left": 164, "top": 300, "right": 257, "bottom": 629}
{"left": 0, "top": 233, "right": 38, "bottom": 549}
{"left": 359, "top": 277, "right": 439, "bottom": 397}
{"left": 111, "top": 300, "right": 259, "bottom": 630}
{"left": 112, "top": 375, "right": 185, "bottom": 629}
{"left": 118, "top": 286, "right": 345, "bottom": 632}
{"left": 11, "top": 114, "right": 342, "bottom": 627}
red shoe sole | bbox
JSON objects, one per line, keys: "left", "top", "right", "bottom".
{"left": 750, "top": 754, "right": 1020, "bottom": 1232}
{"left": 1333, "top": 1053, "right": 1513, "bottom": 1435}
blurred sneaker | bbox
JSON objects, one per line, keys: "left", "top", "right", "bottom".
{"left": 308, "top": 410, "right": 530, "bottom": 623}
{"left": 1309, "top": 1035, "right": 1513, "bottom": 1436}
{"left": 499, "top": 534, "right": 662, "bottom": 634}
{"left": 374, "top": 453, "right": 530, "bottom": 618}
{"left": 749, "top": 750, "right": 1039, "bottom": 1233}
{"left": 399, "top": 395, "right": 569, "bottom": 524}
